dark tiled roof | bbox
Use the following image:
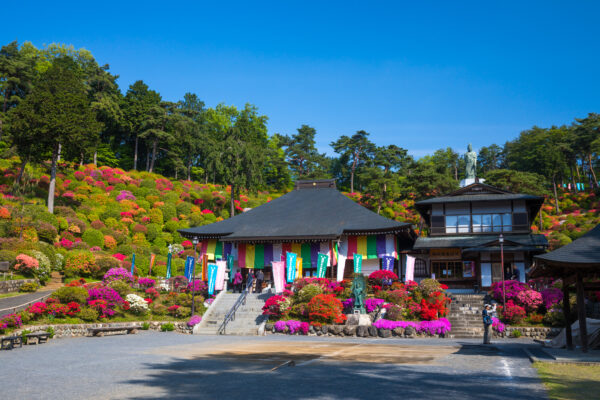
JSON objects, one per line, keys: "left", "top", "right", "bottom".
{"left": 413, "top": 234, "right": 548, "bottom": 250}
{"left": 416, "top": 193, "right": 542, "bottom": 205}
{"left": 535, "top": 224, "right": 600, "bottom": 266}
{"left": 179, "top": 186, "right": 413, "bottom": 242}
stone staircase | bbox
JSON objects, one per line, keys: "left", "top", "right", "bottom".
{"left": 44, "top": 271, "right": 64, "bottom": 291}
{"left": 195, "top": 291, "right": 273, "bottom": 335}
{"left": 447, "top": 293, "right": 486, "bottom": 338}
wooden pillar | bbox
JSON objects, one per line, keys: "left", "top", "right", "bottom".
{"left": 576, "top": 272, "right": 588, "bottom": 353}
{"left": 562, "top": 283, "right": 573, "bottom": 350}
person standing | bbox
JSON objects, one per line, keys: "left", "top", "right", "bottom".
{"left": 482, "top": 304, "right": 493, "bottom": 344}
{"left": 233, "top": 270, "right": 243, "bottom": 293}
{"left": 256, "top": 269, "right": 264, "bottom": 293}
{"left": 246, "top": 270, "right": 255, "bottom": 293}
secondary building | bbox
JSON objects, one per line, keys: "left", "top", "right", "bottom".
{"left": 410, "top": 182, "right": 548, "bottom": 291}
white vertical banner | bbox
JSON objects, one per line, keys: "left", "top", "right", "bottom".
{"left": 405, "top": 255, "right": 415, "bottom": 282}
{"left": 319, "top": 242, "right": 331, "bottom": 265}
{"left": 336, "top": 238, "right": 348, "bottom": 281}
{"left": 385, "top": 234, "right": 397, "bottom": 258}
{"left": 231, "top": 244, "right": 238, "bottom": 260}
{"left": 215, "top": 260, "right": 227, "bottom": 291}
{"left": 271, "top": 261, "right": 285, "bottom": 293}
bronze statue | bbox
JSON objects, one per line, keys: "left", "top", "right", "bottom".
{"left": 465, "top": 143, "right": 477, "bottom": 179}
{"left": 351, "top": 275, "right": 366, "bottom": 314}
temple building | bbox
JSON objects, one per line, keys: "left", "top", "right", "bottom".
{"left": 179, "top": 179, "right": 416, "bottom": 285}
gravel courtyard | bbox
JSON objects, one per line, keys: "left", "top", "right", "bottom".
{"left": 1, "top": 332, "right": 548, "bottom": 399}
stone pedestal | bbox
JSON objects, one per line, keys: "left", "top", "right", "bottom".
{"left": 345, "top": 313, "right": 372, "bottom": 326}
{"left": 459, "top": 178, "right": 485, "bottom": 188}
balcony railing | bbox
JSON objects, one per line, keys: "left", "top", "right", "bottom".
{"left": 429, "top": 224, "right": 531, "bottom": 235}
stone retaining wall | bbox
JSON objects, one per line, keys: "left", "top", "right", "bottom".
{"left": 495, "top": 326, "right": 561, "bottom": 340}
{"left": 265, "top": 323, "right": 445, "bottom": 338}
{"left": 0, "top": 279, "right": 38, "bottom": 294}
{"left": 1, "top": 321, "right": 192, "bottom": 340}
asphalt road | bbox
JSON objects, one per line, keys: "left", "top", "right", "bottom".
{"left": 0, "top": 290, "right": 54, "bottom": 317}
{"left": 0, "top": 333, "right": 549, "bottom": 400}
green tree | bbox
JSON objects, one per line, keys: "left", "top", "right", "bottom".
{"left": 483, "top": 169, "right": 548, "bottom": 196}
{"left": 330, "top": 130, "right": 375, "bottom": 193}
{"left": 140, "top": 101, "right": 176, "bottom": 173}
{"left": 573, "top": 113, "right": 600, "bottom": 188}
{"left": 477, "top": 144, "right": 504, "bottom": 174}
{"left": 279, "top": 125, "right": 329, "bottom": 180}
{"left": 8, "top": 56, "right": 101, "bottom": 213}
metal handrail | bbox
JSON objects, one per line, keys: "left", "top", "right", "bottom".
{"left": 217, "top": 277, "right": 253, "bottom": 335}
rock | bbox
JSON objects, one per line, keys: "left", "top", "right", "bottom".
{"left": 316, "top": 331, "right": 322, "bottom": 336}
{"left": 265, "top": 323, "right": 274, "bottom": 332}
{"left": 344, "top": 325, "right": 357, "bottom": 336}
{"left": 321, "top": 325, "right": 329, "bottom": 335}
{"left": 379, "top": 328, "right": 392, "bottom": 338}
{"left": 331, "top": 325, "right": 343, "bottom": 335}
{"left": 368, "top": 326, "right": 378, "bottom": 337}
{"left": 404, "top": 326, "right": 416, "bottom": 337}
{"left": 392, "top": 327, "right": 404, "bottom": 337}
{"left": 309, "top": 325, "right": 315, "bottom": 334}
{"left": 356, "top": 325, "right": 368, "bottom": 337}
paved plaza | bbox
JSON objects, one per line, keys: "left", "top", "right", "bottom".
{"left": 0, "top": 332, "right": 551, "bottom": 399}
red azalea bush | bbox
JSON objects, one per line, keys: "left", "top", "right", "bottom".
{"left": 307, "top": 294, "right": 346, "bottom": 326}
{"left": 262, "top": 295, "right": 291, "bottom": 316}
{"left": 145, "top": 288, "right": 160, "bottom": 300}
{"left": 499, "top": 300, "right": 527, "bottom": 324}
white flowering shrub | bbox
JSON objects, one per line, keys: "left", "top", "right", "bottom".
{"left": 126, "top": 293, "right": 149, "bottom": 314}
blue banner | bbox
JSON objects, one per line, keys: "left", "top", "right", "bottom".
{"left": 130, "top": 253, "right": 136, "bottom": 275}
{"left": 353, "top": 253, "right": 362, "bottom": 273}
{"left": 286, "top": 252, "right": 297, "bottom": 283}
{"left": 185, "top": 256, "right": 196, "bottom": 282}
{"left": 382, "top": 255, "right": 395, "bottom": 271}
{"left": 166, "top": 252, "right": 172, "bottom": 279}
{"left": 317, "top": 253, "right": 329, "bottom": 278}
{"left": 207, "top": 263, "right": 218, "bottom": 295}
{"left": 184, "top": 257, "right": 190, "bottom": 280}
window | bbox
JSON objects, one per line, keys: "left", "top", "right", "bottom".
{"left": 443, "top": 213, "right": 514, "bottom": 234}
{"left": 445, "top": 216, "right": 458, "bottom": 234}
{"left": 502, "top": 213, "right": 512, "bottom": 231}
{"left": 472, "top": 215, "right": 482, "bottom": 232}
{"left": 458, "top": 215, "right": 470, "bottom": 233}
{"left": 431, "top": 261, "right": 464, "bottom": 279}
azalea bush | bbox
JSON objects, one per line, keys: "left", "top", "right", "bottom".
{"left": 103, "top": 267, "right": 134, "bottom": 285}
{"left": 498, "top": 300, "right": 527, "bottom": 325}
{"left": 262, "top": 295, "right": 291, "bottom": 317}
{"left": 274, "top": 319, "right": 309, "bottom": 334}
{"left": 372, "top": 318, "right": 452, "bottom": 336}
{"left": 307, "top": 294, "right": 346, "bottom": 326}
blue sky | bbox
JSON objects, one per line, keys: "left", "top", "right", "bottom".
{"left": 3, "top": 1, "right": 600, "bottom": 157}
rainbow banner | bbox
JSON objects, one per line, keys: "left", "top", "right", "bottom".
{"left": 286, "top": 252, "right": 297, "bottom": 283}
{"left": 317, "top": 253, "right": 329, "bottom": 278}
{"left": 207, "top": 263, "right": 218, "bottom": 295}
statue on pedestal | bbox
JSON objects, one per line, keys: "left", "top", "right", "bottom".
{"left": 465, "top": 143, "right": 477, "bottom": 179}
{"left": 352, "top": 275, "right": 366, "bottom": 314}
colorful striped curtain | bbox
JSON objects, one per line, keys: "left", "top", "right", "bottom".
{"left": 206, "top": 239, "right": 217, "bottom": 260}
{"left": 215, "top": 241, "right": 223, "bottom": 260}
{"left": 238, "top": 244, "right": 247, "bottom": 268}
{"left": 254, "top": 244, "right": 265, "bottom": 269}
{"left": 245, "top": 245, "right": 255, "bottom": 268}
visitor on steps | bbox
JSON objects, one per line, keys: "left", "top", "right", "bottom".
{"left": 482, "top": 304, "right": 493, "bottom": 344}
{"left": 233, "top": 271, "right": 243, "bottom": 293}
{"left": 256, "top": 270, "right": 264, "bottom": 293}
{"left": 246, "top": 271, "right": 254, "bottom": 293}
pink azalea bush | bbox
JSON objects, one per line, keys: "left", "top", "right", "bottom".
{"left": 365, "top": 298, "right": 385, "bottom": 313}
{"left": 541, "top": 288, "right": 563, "bottom": 310}
{"left": 187, "top": 315, "right": 202, "bottom": 327}
{"left": 274, "top": 320, "right": 310, "bottom": 334}
{"left": 103, "top": 268, "right": 134, "bottom": 285}
{"left": 516, "top": 289, "right": 543, "bottom": 313}
{"left": 13, "top": 254, "right": 39, "bottom": 274}
{"left": 373, "top": 318, "right": 452, "bottom": 335}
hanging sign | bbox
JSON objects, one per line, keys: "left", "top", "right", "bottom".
{"left": 207, "top": 263, "right": 218, "bottom": 295}
{"left": 215, "top": 260, "right": 227, "bottom": 291}
{"left": 166, "top": 252, "right": 172, "bottom": 279}
{"left": 317, "top": 253, "right": 329, "bottom": 278}
{"left": 382, "top": 255, "right": 395, "bottom": 272}
{"left": 353, "top": 253, "right": 362, "bottom": 273}
{"left": 286, "top": 252, "right": 297, "bottom": 283}
{"left": 271, "top": 261, "right": 286, "bottom": 293}
{"left": 227, "top": 254, "right": 235, "bottom": 283}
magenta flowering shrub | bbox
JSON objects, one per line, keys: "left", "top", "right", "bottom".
{"left": 1, "top": 313, "right": 23, "bottom": 328}
{"left": 116, "top": 190, "right": 136, "bottom": 201}
{"left": 491, "top": 317, "right": 505, "bottom": 333}
{"left": 103, "top": 267, "right": 134, "bottom": 285}
{"left": 188, "top": 280, "right": 208, "bottom": 294}
{"left": 516, "top": 289, "right": 543, "bottom": 313}
{"left": 342, "top": 298, "right": 354, "bottom": 310}
{"left": 138, "top": 278, "right": 156, "bottom": 288}
{"left": 372, "top": 318, "right": 451, "bottom": 335}
{"left": 365, "top": 298, "right": 385, "bottom": 313}
{"left": 187, "top": 315, "right": 202, "bottom": 327}
{"left": 274, "top": 320, "right": 309, "bottom": 334}
{"left": 87, "top": 286, "right": 123, "bottom": 306}
{"left": 541, "top": 288, "right": 563, "bottom": 309}
{"left": 490, "top": 280, "right": 529, "bottom": 302}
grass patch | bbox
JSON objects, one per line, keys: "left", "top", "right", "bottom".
{"left": 534, "top": 361, "right": 600, "bottom": 400}
{"left": 0, "top": 292, "right": 26, "bottom": 299}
